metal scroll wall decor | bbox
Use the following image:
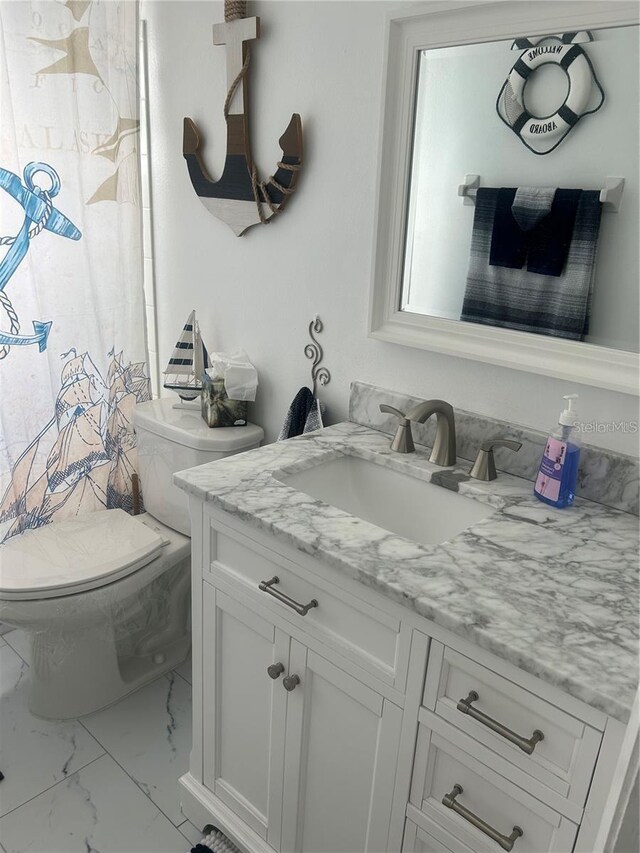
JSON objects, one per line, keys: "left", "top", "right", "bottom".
{"left": 305, "top": 315, "right": 330, "bottom": 398}
{"left": 496, "top": 31, "right": 605, "bottom": 155}
{"left": 183, "top": 0, "right": 303, "bottom": 236}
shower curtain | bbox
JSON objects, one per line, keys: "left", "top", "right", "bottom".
{"left": 0, "top": 1, "right": 150, "bottom": 542}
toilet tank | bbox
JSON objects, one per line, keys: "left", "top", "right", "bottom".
{"left": 133, "top": 398, "right": 264, "bottom": 536}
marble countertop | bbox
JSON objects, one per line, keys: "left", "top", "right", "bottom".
{"left": 175, "top": 422, "right": 639, "bottom": 723}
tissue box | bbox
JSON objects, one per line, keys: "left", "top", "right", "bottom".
{"left": 201, "top": 375, "right": 248, "bottom": 428}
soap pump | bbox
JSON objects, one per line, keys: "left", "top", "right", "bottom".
{"left": 533, "top": 394, "right": 581, "bottom": 508}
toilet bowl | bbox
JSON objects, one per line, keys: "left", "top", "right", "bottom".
{"left": 0, "top": 511, "right": 190, "bottom": 718}
{"left": 0, "top": 400, "right": 263, "bottom": 719}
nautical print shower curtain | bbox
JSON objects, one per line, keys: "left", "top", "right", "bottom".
{"left": 0, "top": 1, "right": 150, "bottom": 541}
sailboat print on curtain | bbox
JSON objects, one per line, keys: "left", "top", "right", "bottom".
{"left": 0, "top": 348, "right": 151, "bottom": 542}
{"left": 163, "top": 310, "right": 210, "bottom": 401}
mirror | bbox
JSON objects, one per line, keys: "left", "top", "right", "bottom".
{"left": 402, "top": 28, "right": 638, "bottom": 351}
{"left": 370, "top": 1, "right": 640, "bottom": 393}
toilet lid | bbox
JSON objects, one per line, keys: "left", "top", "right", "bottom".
{"left": 0, "top": 509, "right": 165, "bottom": 600}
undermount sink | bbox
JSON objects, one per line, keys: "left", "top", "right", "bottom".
{"left": 276, "top": 455, "right": 495, "bottom": 546}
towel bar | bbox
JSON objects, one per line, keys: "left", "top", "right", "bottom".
{"left": 458, "top": 174, "right": 624, "bottom": 212}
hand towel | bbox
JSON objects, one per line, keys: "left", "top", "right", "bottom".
{"left": 461, "top": 188, "right": 601, "bottom": 340}
{"left": 302, "top": 397, "right": 324, "bottom": 434}
{"left": 511, "top": 186, "right": 556, "bottom": 231}
{"left": 278, "top": 387, "right": 324, "bottom": 440}
{"left": 490, "top": 187, "right": 581, "bottom": 276}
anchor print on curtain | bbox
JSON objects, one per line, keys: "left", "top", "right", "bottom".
{"left": 0, "top": 1, "right": 150, "bottom": 542}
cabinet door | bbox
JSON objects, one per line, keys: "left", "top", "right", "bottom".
{"left": 281, "top": 640, "right": 403, "bottom": 853}
{"left": 202, "top": 582, "right": 288, "bottom": 849}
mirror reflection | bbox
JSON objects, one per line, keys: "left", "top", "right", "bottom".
{"left": 401, "top": 25, "right": 639, "bottom": 352}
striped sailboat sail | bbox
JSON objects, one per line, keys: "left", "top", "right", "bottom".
{"left": 162, "top": 310, "right": 210, "bottom": 400}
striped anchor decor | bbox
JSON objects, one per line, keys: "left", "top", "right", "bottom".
{"left": 183, "top": 0, "right": 303, "bottom": 236}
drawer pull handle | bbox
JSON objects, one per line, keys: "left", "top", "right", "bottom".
{"left": 457, "top": 691, "right": 544, "bottom": 755}
{"left": 442, "top": 784, "right": 523, "bottom": 851}
{"left": 267, "top": 663, "right": 285, "bottom": 680}
{"left": 258, "top": 576, "right": 318, "bottom": 616}
{"left": 283, "top": 674, "right": 300, "bottom": 692}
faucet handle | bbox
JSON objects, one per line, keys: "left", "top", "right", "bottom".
{"left": 379, "top": 404, "right": 414, "bottom": 453}
{"left": 379, "top": 404, "right": 407, "bottom": 421}
{"left": 480, "top": 438, "right": 522, "bottom": 453}
{"left": 470, "top": 438, "right": 522, "bottom": 481}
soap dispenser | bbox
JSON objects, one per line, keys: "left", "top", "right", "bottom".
{"left": 534, "top": 394, "right": 581, "bottom": 508}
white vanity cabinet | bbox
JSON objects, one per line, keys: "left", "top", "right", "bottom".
{"left": 201, "top": 580, "right": 403, "bottom": 853}
{"left": 180, "top": 499, "right": 628, "bottom": 853}
{"left": 186, "top": 501, "right": 411, "bottom": 853}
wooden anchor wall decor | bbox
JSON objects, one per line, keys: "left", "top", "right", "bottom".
{"left": 183, "top": 0, "right": 303, "bottom": 236}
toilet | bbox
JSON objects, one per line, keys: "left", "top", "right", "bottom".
{"left": 0, "top": 398, "right": 263, "bottom": 720}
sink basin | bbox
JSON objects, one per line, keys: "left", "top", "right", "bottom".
{"left": 276, "top": 455, "right": 495, "bottom": 546}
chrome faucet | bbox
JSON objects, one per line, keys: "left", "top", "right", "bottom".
{"left": 380, "top": 399, "right": 457, "bottom": 466}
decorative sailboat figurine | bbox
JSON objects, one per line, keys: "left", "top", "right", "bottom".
{"left": 162, "top": 310, "right": 210, "bottom": 405}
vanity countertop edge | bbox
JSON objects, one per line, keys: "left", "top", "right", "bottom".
{"left": 174, "top": 421, "right": 639, "bottom": 723}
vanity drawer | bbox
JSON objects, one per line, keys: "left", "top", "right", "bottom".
{"left": 424, "top": 645, "right": 601, "bottom": 807}
{"left": 409, "top": 714, "right": 579, "bottom": 853}
{"left": 207, "top": 522, "right": 406, "bottom": 687}
{"left": 403, "top": 814, "right": 475, "bottom": 853}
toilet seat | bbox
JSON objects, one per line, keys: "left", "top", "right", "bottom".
{"left": 0, "top": 509, "right": 166, "bottom": 601}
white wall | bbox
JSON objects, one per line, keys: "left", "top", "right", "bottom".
{"left": 404, "top": 27, "right": 640, "bottom": 352}
{"left": 143, "top": 0, "right": 639, "bottom": 454}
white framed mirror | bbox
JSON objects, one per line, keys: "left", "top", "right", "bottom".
{"left": 369, "top": 0, "right": 640, "bottom": 394}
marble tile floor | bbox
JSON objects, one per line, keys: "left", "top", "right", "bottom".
{"left": 0, "top": 629, "right": 202, "bottom": 853}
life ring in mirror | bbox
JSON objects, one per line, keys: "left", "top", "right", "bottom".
{"left": 497, "top": 42, "right": 604, "bottom": 154}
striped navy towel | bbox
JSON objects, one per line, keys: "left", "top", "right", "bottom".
{"left": 461, "top": 187, "right": 601, "bottom": 340}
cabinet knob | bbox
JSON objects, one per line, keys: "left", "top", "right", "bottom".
{"left": 267, "top": 663, "right": 285, "bottom": 680}
{"left": 283, "top": 674, "right": 300, "bottom": 692}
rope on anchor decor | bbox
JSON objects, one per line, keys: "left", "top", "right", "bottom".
{"left": 225, "top": 0, "right": 248, "bottom": 20}
{"left": 305, "top": 315, "right": 331, "bottom": 398}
